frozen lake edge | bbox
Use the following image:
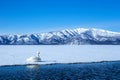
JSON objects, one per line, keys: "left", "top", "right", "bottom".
{"left": 0, "top": 60, "right": 120, "bottom": 67}
{"left": 0, "top": 45, "right": 120, "bottom": 66}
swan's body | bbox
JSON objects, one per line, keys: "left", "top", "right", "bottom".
{"left": 26, "top": 56, "right": 41, "bottom": 62}
{"left": 26, "top": 51, "right": 41, "bottom": 62}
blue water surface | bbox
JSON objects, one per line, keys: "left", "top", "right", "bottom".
{"left": 0, "top": 61, "right": 120, "bottom": 80}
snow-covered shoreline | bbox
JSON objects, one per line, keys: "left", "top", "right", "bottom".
{"left": 0, "top": 60, "right": 120, "bottom": 67}
{"left": 0, "top": 45, "right": 120, "bottom": 66}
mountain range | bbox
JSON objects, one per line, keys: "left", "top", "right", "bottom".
{"left": 0, "top": 28, "right": 120, "bottom": 45}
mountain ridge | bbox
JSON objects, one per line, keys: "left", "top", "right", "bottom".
{"left": 0, "top": 28, "right": 120, "bottom": 45}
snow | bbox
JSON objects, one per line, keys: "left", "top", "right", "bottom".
{"left": 1, "top": 28, "right": 120, "bottom": 45}
{"left": 0, "top": 45, "right": 120, "bottom": 66}
{"left": 74, "top": 28, "right": 88, "bottom": 34}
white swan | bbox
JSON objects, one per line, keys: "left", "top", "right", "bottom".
{"left": 26, "top": 51, "right": 41, "bottom": 62}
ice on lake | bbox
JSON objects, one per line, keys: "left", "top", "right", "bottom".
{"left": 0, "top": 45, "right": 120, "bottom": 66}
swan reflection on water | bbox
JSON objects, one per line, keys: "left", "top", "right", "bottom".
{"left": 26, "top": 64, "right": 40, "bottom": 69}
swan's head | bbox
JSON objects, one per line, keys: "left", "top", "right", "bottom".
{"left": 37, "top": 51, "right": 40, "bottom": 54}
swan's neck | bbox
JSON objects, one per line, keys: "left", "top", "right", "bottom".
{"left": 37, "top": 52, "right": 40, "bottom": 57}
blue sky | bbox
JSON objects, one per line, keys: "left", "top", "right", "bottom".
{"left": 0, "top": 0, "right": 120, "bottom": 34}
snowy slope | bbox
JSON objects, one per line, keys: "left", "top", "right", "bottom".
{"left": 0, "top": 28, "right": 120, "bottom": 45}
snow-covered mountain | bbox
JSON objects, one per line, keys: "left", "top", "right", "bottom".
{"left": 0, "top": 28, "right": 120, "bottom": 45}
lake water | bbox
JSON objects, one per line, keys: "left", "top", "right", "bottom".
{"left": 0, "top": 61, "right": 120, "bottom": 80}
{"left": 0, "top": 45, "right": 120, "bottom": 66}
